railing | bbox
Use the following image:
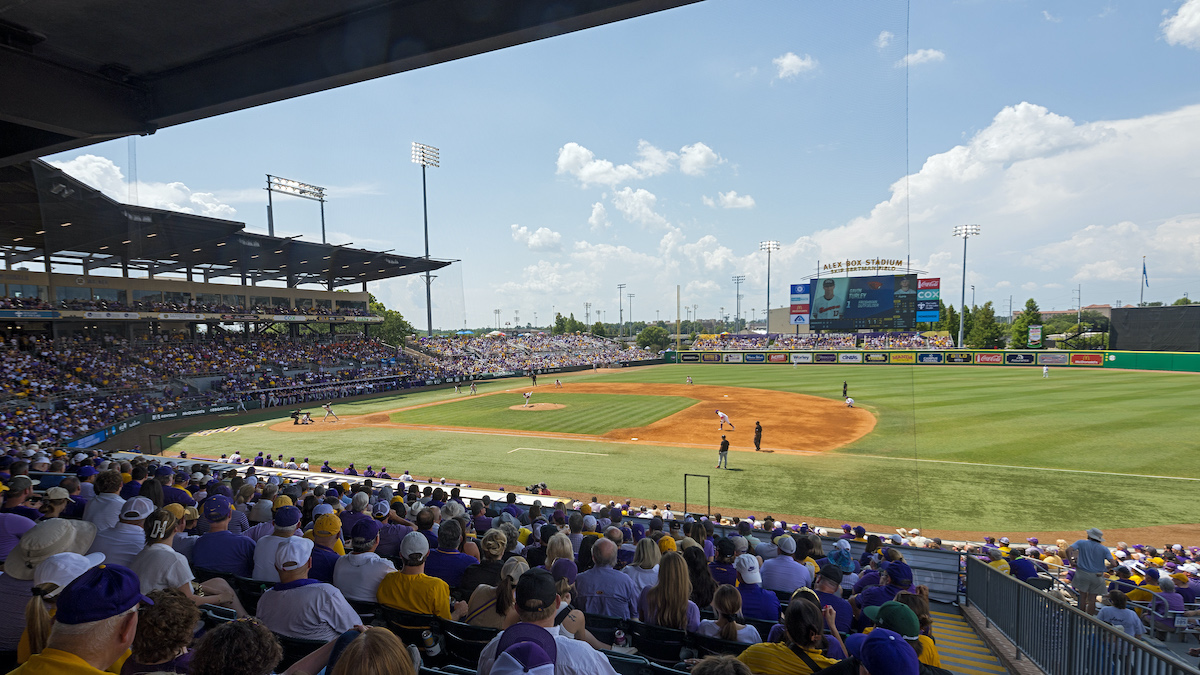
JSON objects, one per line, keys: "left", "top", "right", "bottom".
{"left": 964, "top": 556, "right": 1200, "bottom": 675}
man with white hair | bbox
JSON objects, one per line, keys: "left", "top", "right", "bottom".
{"left": 574, "top": 537, "right": 639, "bottom": 619}
{"left": 10, "top": 563, "right": 150, "bottom": 674}
{"left": 252, "top": 506, "right": 303, "bottom": 582}
{"left": 256, "top": 537, "right": 361, "bottom": 641}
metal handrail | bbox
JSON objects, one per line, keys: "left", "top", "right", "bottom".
{"left": 965, "top": 556, "right": 1200, "bottom": 674}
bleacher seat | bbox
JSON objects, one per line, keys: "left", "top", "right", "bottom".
{"left": 744, "top": 616, "right": 779, "bottom": 642}
{"left": 193, "top": 567, "right": 236, "bottom": 585}
{"left": 273, "top": 633, "right": 327, "bottom": 671}
{"left": 439, "top": 619, "right": 499, "bottom": 667}
{"left": 232, "top": 576, "right": 271, "bottom": 616}
{"left": 198, "top": 603, "right": 236, "bottom": 629}
{"left": 582, "top": 611, "right": 626, "bottom": 645}
{"left": 346, "top": 598, "right": 379, "bottom": 624}
{"left": 625, "top": 621, "right": 689, "bottom": 665}
{"left": 600, "top": 650, "right": 650, "bottom": 675}
{"left": 419, "top": 666, "right": 475, "bottom": 675}
{"left": 379, "top": 606, "right": 439, "bottom": 656}
{"left": 638, "top": 663, "right": 691, "bottom": 675}
{"left": 689, "top": 631, "right": 752, "bottom": 656}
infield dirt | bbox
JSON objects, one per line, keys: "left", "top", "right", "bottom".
{"left": 268, "top": 382, "right": 875, "bottom": 454}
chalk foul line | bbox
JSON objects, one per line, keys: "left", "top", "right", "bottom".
{"left": 508, "top": 447, "right": 609, "bottom": 457}
{"left": 854, "top": 454, "right": 1200, "bottom": 482}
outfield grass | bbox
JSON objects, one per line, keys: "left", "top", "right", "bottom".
{"left": 166, "top": 364, "right": 1200, "bottom": 533}
{"left": 389, "top": 393, "right": 697, "bottom": 434}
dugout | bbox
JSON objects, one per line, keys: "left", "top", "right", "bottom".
{"left": 1109, "top": 305, "right": 1200, "bottom": 352}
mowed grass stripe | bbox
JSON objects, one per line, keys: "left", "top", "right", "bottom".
{"left": 389, "top": 393, "right": 697, "bottom": 436}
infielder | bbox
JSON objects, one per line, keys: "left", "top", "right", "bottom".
{"left": 470, "top": 381, "right": 478, "bottom": 395}
{"left": 523, "top": 391, "right": 532, "bottom": 407}
{"left": 845, "top": 397, "right": 855, "bottom": 408}
{"left": 716, "top": 435, "right": 730, "bottom": 469}
{"left": 686, "top": 376, "right": 693, "bottom": 385}
{"left": 454, "top": 383, "right": 461, "bottom": 394}
{"left": 716, "top": 409, "right": 734, "bottom": 430}
{"left": 322, "top": 402, "right": 339, "bottom": 422}
{"left": 555, "top": 379, "right": 562, "bottom": 388}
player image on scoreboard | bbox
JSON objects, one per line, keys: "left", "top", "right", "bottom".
{"left": 812, "top": 278, "right": 847, "bottom": 321}
{"left": 808, "top": 274, "right": 918, "bottom": 330}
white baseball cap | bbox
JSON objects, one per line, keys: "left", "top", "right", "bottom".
{"left": 275, "top": 537, "right": 314, "bottom": 571}
{"left": 33, "top": 552, "right": 106, "bottom": 598}
{"left": 734, "top": 554, "right": 762, "bottom": 585}
{"left": 120, "top": 497, "right": 155, "bottom": 521}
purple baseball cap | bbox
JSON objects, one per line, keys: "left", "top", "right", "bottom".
{"left": 154, "top": 466, "right": 174, "bottom": 478}
{"left": 351, "top": 518, "right": 382, "bottom": 541}
{"left": 76, "top": 466, "right": 98, "bottom": 478}
{"left": 273, "top": 505, "right": 301, "bottom": 527}
{"left": 847, "top": 629, "right": 918, "bottom": 675}
{"left": 202, "top": 495, "right": 232, "bottom": 521}
{"left": 56, "top": 564, "right": 153, "bottom": 625}
{"left": 551, "top": 558, "right": 578, "bottom": 585}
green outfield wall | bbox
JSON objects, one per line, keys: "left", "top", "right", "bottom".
{"left": 661, "top": 349, "right": 1196, "bottom": 370}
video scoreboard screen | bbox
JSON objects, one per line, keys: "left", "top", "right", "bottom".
{"left": 809, "top": 274, "right": 918, "bottom": 330}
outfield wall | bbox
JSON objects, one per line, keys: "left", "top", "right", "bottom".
{"left": 665, "top": 349, "right": 1200, "bottom": 373}
{"left": 665, "top": 349, "right": 1107, "bottom": 367}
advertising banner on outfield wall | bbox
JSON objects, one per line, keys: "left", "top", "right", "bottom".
{"left": 815, "top": 353, "right": 838, "bottom": 363}
{"left": 1038, "top": 353, "right": 1069, "bottom": 365}
{"left": 701, "top": 353, "right": 721, "bottom": 363}
{"left": 891, "top": 352, "right": 916, "bottom": 364}
{"left": 791, "top": 353, "right": 813, "bottom": 363}
{"left": 864, "top": 353, "right": 889, "bottom": 363}
{"left": 1070, "top": 353, "right": 1104, "bottom": 366}
{"left": 838, "top": 353, "right": 863, "bottom": 363}
{"left": 681, "top": 353, "right": 700, "bottom": 362}
{"left": 946, "top": 352, "right": 972, "bottom": 363}
{"left": 744, "top": 353, "right": 766, "bottom": 363}
{"left": 1005, "top": 353, "right": 1036, "bottom": 365}
{"left": 768, "top": 353, "right": 789, "bottom": 363}
{"left": 975, "top": 353, "right": 1003, "bottom": 364}
{"left": 917, "top": 353, "right": 943, "bottom": 364}
{"left": 723, "top": 353, "right": 743, "bottom": 363}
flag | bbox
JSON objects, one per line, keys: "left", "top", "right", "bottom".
{"left": 1143, "top": 258, "right": 1149, "bottom": 287}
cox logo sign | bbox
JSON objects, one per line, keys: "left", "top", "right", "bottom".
{"left": 917, "top": 290, "right": 939, "bottom": 299}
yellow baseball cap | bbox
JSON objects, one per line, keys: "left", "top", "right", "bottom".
{"left": 314, "top": 513, "right": 341, "bottom": 538}
{"left": 183, "top": 506, "right": 200, "bottom": 521}
{"left": 273, "top": 495, "right": 293, "bottom": 510}
{"left": 163, "top": 503, "right": 186, "bottom": 521}
{"left": 658, "top": 536, "right": 677, "bottom": 553}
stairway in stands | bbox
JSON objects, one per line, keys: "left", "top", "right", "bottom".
{"left": 931, "top": 605, "right": 1008, "bottom": 675}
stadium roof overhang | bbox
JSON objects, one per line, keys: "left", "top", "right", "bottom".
{"left": 0, "top": 0, "right": 701, "bottom": 167}
{"left": 0, "top": 159, "right": 450, "bottom": 288}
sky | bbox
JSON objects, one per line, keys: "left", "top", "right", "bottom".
{"left": 45, "top": 0, "right": 1200, "bottom": 329}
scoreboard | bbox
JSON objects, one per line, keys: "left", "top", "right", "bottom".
{"left": 808, "top": 274, "right": 918, "bottom": 330}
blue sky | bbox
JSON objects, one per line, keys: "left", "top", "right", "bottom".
{"left": 48, "top": 0, "right": 1200, "bottom": 328}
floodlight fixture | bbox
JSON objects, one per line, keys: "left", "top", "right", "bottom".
{"left": 952, "top": 225, "right": 982, "bottom": 347}
{"left": 760, "top": 241, "right": 780, "bottom": 337}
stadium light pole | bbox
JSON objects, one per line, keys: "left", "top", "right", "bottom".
{"left": 412, "top": 142, "right": 440, "bottom": 337}
{"left": 732, "top": 274, "right": 746, "bottom": 333}
{"left": 617, "top": 284, "right": 626, "bottom": 338}
{"left": 627, "top": 293, "right": 635, "bottom": 331}
{"left": 760, "top": 241, "right": 780, "bottom": 338}
{"left": 953, "top": 225, "right": 981, "bottom": 347}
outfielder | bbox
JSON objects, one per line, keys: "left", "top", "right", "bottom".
{"left": 1043, "top": 365, "right": 1049, "bottom": 379}
{"left": 322, "top": 402, "right": 339, "bottom": 422}
{"left": 716, "top": 409, "right": 734, "bottom": 430}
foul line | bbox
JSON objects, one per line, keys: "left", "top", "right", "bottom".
{"left": 508, "top": 447, "right": 609, "bottom": 457}
{"left": 853, "top": 454, "right": 1200, "bottom": 482}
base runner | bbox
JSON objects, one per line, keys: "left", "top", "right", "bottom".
{"left": 715, "top": 409, "right": 735, "bottom": 431}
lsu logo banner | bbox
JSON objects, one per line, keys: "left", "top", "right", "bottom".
{"left": 864, "top": 353, "right": 889, "bottom": 363}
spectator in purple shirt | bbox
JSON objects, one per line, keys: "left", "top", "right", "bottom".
{"left": 710, "top": 538, "right": 738, "bottom": 587}
{"left": 339, "top": 492, "right": 371, "bottom": 539}
{"left": 575, "top": 537, "right": 639, "bottom": 618}
{"left": 424, "top": 519, "right": 478, "bottom": 589}
{"left": 1, "top": 476, "right": 42, "bottom": 522}
{"left": 734, "top": 554, "right": 781, "bottom": 622}
{"left": 638, "top": 551, "right": 701, "bottom": 631}
{"left": 852, "top": 561, "right": 914, "bottom": 621}
{"left": 120, "top": 466, "right": 147, "bottom": 500}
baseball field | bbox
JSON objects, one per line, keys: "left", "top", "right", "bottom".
{"left": 164, "top": 363, "right": 1200, "bottom": 542}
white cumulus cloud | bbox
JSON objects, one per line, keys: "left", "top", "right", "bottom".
{"left": 895, "top": 48, "right": 946, "bottom": 68}
{"left": 875, "top": 31, "right": 893, "bottom": 49}
{"left": 611, "top": 187, "right": 668, "bottom": 228}
{"left": 773, "top": 52, "right": 818, "bottom": 79}
{"left": 1163, "top": 0, "right": 1200, "bottom": 49}
{"left": 555, "top": 142, "right": 641, "bottom": 188}
{"left": 633, "top": 140, "right": 677, "bottom": 177}
{"left": 510, "top": 224, "right": 563, "bottom": 252}
{"left": 49, "top": 154, "right": 237, "bottom": 219}
{"left": 588, "top": 202, "right": 611, "bottom": 231}
{"left": 679, "top": 142, "right": 723, "bottom": 176}
{"left": 1042, "top": 10, "right": 1062, "bottom": 23}
{"left": 719, "top": 191, "right": 755, "bottom": 209}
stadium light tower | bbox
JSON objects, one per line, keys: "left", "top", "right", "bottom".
{"left": 412, "top": 142, "right": 440, "bottom": 337}
{"left": 953, "top": 224, "right": 981, "bottom": 347}
{"left": 732, "top": 274, "right": 746, "bottom": 333}
{"left": 627, "top": 293, "right": 635, "bottom": 331}
{"left": 617, "top": 284, "right": 627, "bottom": 337}
{"left": 760, "top": 241, "right": 780, "bottom": 337}
{"left": 265, "top": 175, "right": 326, "bottom": 241}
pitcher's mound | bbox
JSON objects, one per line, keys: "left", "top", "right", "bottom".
{"left": 509, "top": 403, "right": 566, "bottom": 411}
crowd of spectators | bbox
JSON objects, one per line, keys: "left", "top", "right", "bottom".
{"left": 769, "top": 334, "right": 859, "bottom": 350}
{"left": 38, "top": 296, "right": 372, "bottom": 317}
{"left": 690, "top": 335, "right": 770, "bottom": 351}
{"left": 861, "top": 333, "right": 956, "bottom": 350}
{"left": 418, "top": 334, "right": 635, "bottom": 375}
{"left": 2, "top": 445, "right": 1197, "bottom": 674}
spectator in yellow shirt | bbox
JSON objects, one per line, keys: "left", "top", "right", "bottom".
{"left": 377, "top": 531, "right": 468, "bottom": 621}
